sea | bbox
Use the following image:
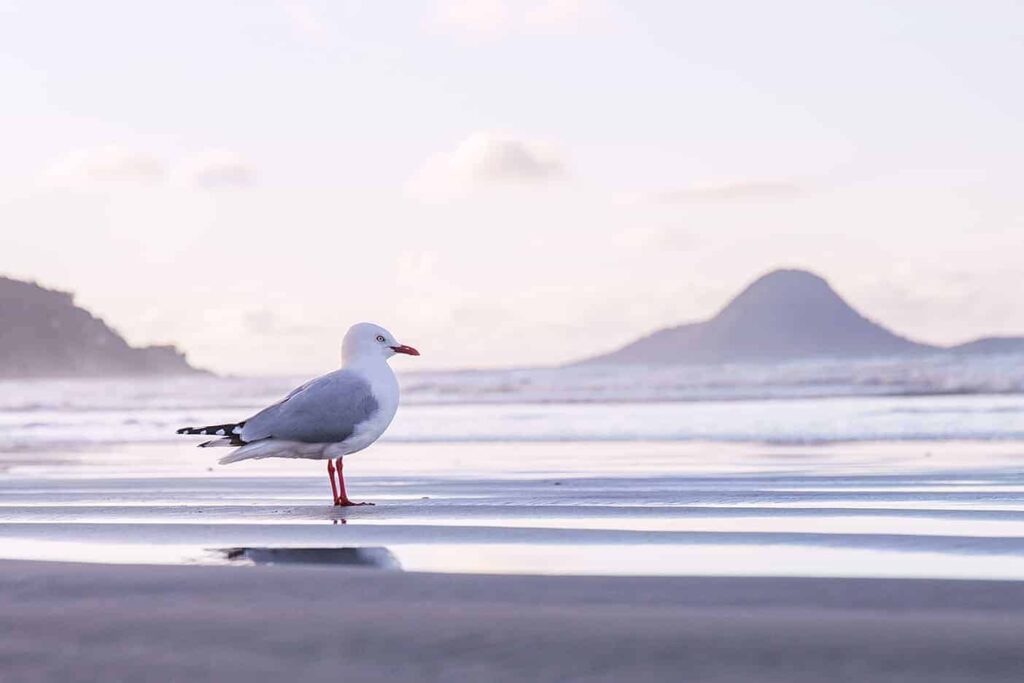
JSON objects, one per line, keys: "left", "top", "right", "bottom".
{"left": 2, "top": 353, "right": 1023, "bottom": 451}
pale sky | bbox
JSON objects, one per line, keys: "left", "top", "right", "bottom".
{"left": 1, "top": 1, "right": 1021, "bottom": 374}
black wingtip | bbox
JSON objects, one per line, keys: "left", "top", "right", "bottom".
{"left": 177, "top": 422, "right": 245, "bottom": 437}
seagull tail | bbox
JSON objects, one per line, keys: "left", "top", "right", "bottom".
{"left": 199, "top": 437, "right": 234, "bottom": 448}
{"left": 219, "top": 449, "right": 259, "bottom": 465}
{"left": 176, "top": 421, "right": 247, "bottom": 447}
{"left": 218, "top": 439, "right": 279, "bottom": 465}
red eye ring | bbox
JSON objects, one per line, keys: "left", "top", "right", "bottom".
{"left": 376, "top": 335, "right": 386, "bottom": 342}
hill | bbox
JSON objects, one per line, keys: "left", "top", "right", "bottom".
{"left": 949, "top": 337, "right": 1024, "bottom": 355}
{"left": 0, "top": 276, "right": 202, "bottom": 378}
{"left": 577, "top": 269, "right": 1024, "bottom": 365}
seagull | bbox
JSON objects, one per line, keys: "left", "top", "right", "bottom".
{"left": 176, "top": 322, "right": 419, "bottom": 506}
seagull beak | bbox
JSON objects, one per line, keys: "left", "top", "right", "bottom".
{"left": 390, "top": 344, "right": 420, "bottom": 356}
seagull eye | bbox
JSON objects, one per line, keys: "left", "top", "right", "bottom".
{"left": 376, "top": 335, "right": 386, "bottom": 342}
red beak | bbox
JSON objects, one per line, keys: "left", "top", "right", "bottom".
{"left": 390, "top": 344, "right": 420, "bottom": 356}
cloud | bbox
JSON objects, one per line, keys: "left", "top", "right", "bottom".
{"left": 408, "top": 131, "right": 566, "bottom": 199}
{"left": 183, "top": 150, "right": 256, "bottom": 189}
{"left": 651, "top": 180, "right": 803, "bottom": 203}
{"left": 44, "top": 147, "right": 256, "bottom": 190}
{"left": 451, "top": 132, "right": 564, "bottom": 182}
{"left": 46, "top": 147, "right": 165, "bottom": 186}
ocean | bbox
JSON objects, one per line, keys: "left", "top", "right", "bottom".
{"left": 2, "top": 353, "right": 1023, "bottom": 450}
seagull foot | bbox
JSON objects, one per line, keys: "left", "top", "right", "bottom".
{"left": 334, "top": 498, "right": 375, "bottom": 507}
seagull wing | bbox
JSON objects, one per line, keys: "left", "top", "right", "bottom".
{"left": 240, "top": 369, "right": 379, "bottom": 444}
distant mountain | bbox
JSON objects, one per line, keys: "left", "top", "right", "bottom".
{"left": 0, "top": 276, "right": 203, "bottom": 378}
{"left": 576, "top": 269, "right": 1024, "bottom": 366}
{"left": 949, "top": 337, "right": 1024, "bottom": 355}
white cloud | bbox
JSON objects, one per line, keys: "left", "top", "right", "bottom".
{"left": 45, "top": 147, "right": 165, "bottom": 187}
{"left": 182, "top": 150, "right": 256, "bottom": 189}
{"left": 408, "top": 131, "right": 565, "bottom": 199}
{"left": 451, "top": 132, "right": 564, "bottom": 182}
{"left": 44, "top": 147, "right": 256, "bottom": 191}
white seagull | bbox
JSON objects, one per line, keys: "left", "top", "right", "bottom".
{"left": 177, "top": 322, "right": 419, "bottom": 506}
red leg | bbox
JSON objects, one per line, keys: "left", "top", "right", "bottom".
{"left": 333, "top": 457, "right": 374, "bottom": 507}
{"left": 326, "top": 459, "right": 339, "bottom": 505}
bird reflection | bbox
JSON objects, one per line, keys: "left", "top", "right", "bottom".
{"left": 221, "top": 546, "right": 400, "bottom": 570}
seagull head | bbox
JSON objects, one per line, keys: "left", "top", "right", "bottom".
{"left": 342, "top": 322, "right": 420, "bottom": 364}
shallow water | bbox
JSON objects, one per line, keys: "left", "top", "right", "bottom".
{"left": 3, "top": 440, "right": 1024, "bottom": 578}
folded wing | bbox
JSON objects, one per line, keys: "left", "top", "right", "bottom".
{"left": 241, "top": 369, "right": 379, "bottom": 444}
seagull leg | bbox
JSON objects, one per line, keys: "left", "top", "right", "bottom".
{"left": 333, "top": 457, "right": 374, "bottom": 507}
{"left": 327, "top": 459, "right": 339, "bottom": 505}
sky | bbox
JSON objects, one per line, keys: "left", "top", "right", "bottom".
{"left": 1, "top": 0, "right": 1021, "bottom": 374}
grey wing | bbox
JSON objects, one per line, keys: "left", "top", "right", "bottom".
{"left": 240, "top": 370, "right": 379, "bottom": 444}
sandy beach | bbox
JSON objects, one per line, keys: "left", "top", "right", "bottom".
{"left": 4, "top": 431, "right": 1024, "bottom": 680}
{"left": 3, "top": 560, "right": 1024, "bottom": 682}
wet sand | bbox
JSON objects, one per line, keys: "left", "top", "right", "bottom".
{"left": 3, "top": 560, "right": 1024, "bottom": 682}
{"left": 4, "top": 441, "right": 1024, "bottom": 577}
{"left": 4, "top": 440, "right": 1024, "bottom": 680}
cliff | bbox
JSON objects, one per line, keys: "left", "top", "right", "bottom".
{"left": 0, "top": 276, "right": 203, "bottom": 377}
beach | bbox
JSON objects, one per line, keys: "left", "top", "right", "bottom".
{"left": 4, "top": 561, "right": 1024, "bottom": 682}
{"left": 3, "top": 379, "right": 1024, "bottom": 680}
{"left": 6, "top": 439, "right": 1024, "bottom": 577}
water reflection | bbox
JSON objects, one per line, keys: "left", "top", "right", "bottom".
{"left": 221, "top": 546, "right": 401, "bottom": 570}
